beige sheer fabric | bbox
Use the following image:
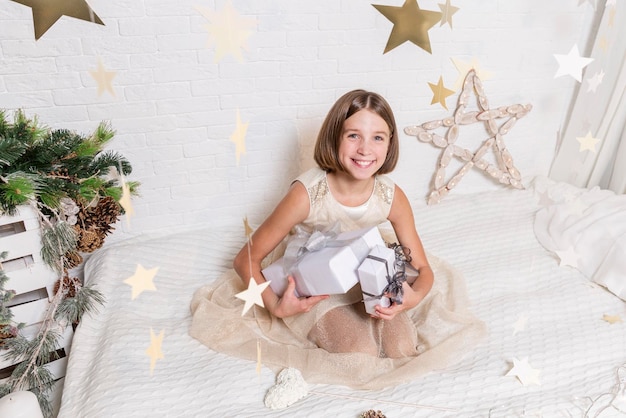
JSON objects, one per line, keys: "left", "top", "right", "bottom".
{"left": 190, "top": 168, "right": 486, "bottom": 389}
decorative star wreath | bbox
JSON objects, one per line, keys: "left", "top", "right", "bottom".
{"left": 405, "top": 69, "right": 532, "bottom": 204}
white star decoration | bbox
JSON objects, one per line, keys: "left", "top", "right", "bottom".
{"left": 555, "top": 247, "right": 579, "bottom": 269}
{"left": 506, "top": 357, "right": 541, "bottom": 386}
{"left": 576, "top": 131, "right": 601, "bottom": 153}
{"left": 124, "top": 264, "right": 159, "bottom": 300}
{"left": 513, "top": 314, "right": 528, "bottom": 335}
{"left": 586, "top": 69, "right": 605, "bottom": 93}
{"left": 512, "top": 314, "right": 528, "bottom": 336}
{"left": 404, "top": 69, "right": 530, "bottom": 204}
{"left": 537, "top": 190, "right": 554, "bottom": 207}
{"left": 235, "top": 278, "right": 270, "bottom": 316}
{"left": 554, "top": 44, "right": 594, "bottom": 82}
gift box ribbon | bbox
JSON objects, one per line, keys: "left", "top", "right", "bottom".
{"left": 282, "top": 223, "right": 372, "bottom": 277}
{"left": 363, "top": 244, "right": 414, "bottom": 305}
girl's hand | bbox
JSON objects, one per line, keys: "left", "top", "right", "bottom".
{"left": 372, "top": 282, "right": 422, "bottom": 320}
{"left": 272, "top": 276, "right": 328, "bottom": 318}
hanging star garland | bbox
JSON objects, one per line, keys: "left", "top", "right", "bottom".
{"left": 427, "top": 75, "right": 455, "bottom": 110}
{"left": 124, "top": 264, "right": 159, "bottom": 300}
{"left": 10, "top": 0, "right": 104, "bottom": 40}
{"left": 89, "top": 59, "right": 116, "bottom": 97}
{"left": 506, "top": 357, "right": 541, "bottom": 386}
{"left": 195, "top": 1, "right": 256, "bottom": 63}
{"left": 438, "top": 0, "right": 459, "bottom": 28}
{"left": 372, "top": 0, "right": 442, "bottom": 54}
{"left": 146, "top": 328, "right": 164, "bottom": 375}
{"left": 576, "top": 131, "right": 601, "bottom": 153}
{"left": 405, "top": 69, "right": 531, "bottom": 204}
{"left": 554, "top": 44, "right": 594, "bottom": 82}
{"left": 230, "top": 109, "right": 249, "bottom": 165}
{"left": 235, "top": 277, "right": 270, "bottom": 316}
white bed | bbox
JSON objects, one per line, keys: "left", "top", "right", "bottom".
{"left": 58, "top": 178, "right": 626, "bottom": 417}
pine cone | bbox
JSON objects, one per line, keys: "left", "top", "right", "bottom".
{"left": 94, "top": 196, "right": 121, "bottom": 228}
{"left": 360, "top": 411, "right": 386, "bottom": 418}
{"left": 53, "top": 275, "right": 82, "bottom": 299}
{"left": 63, "top": 250, "right": 83, "bottom": 269}
{"left": 75, "top": 227, "right": 105, "bottom": 252}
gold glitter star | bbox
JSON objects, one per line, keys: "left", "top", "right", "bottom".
{"left": 230, "top": 109, "right": 248, "bottom": 165}
{"left": 428, "top": 75, "right": 455, "bottom": 109}
{"left": 373, "top": 0, "right": 442, "bottom": 54}
{"left": 124, "top": 264, "right": 159, "bottom": 300}
{"left": 11, "top": 0, "right": 104, "bottom": 40}
{"left": 145, "top": 328, "right": 164, "bottom": 375}
{"left": 243, "top": 217, "right": 254, "bottom": 244}
{"left": 89, "top": 59, "right": 116, "bottom": 97}
{"left": 196, "top": 1, "right": 256, "bottom": 63}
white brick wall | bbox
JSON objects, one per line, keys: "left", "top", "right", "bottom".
{"left": 0, "top": 0, "right": 596, "bottom": 242}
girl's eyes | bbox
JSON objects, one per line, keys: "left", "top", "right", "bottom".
{"left": 374, "top": 136, "right": 384, "bottom": 142}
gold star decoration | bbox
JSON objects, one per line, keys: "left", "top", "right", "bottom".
{"left": 506, "top": 357, "right": 541, "bottom": 386}
{"left": 145, "top": 328, "right": 164, "bottom": 375}
{"left": 11, "top": 0, "right": 104, "bottom": 40}
{"left": 124, "top": 264, "right": 159, "bottom": 300}
{"left": 195, "top": 1, "right": 256, "bottom": 63}
{"left": 602, "top": 314, "right": 623, "bottom": 324}
{"left": 230, "top": 109, "right": 249, "bottom": 165}
{"left": 372, "top": 0, "right": 442, "bottom": 54}
{"left": 243, "top": 216, "right": 254, "bottom": 244}
{"left": 89, "top": 59, "right": 116, "bottom": 97}
{"left": 576, "top": 131, "right": 601, "bottom": 153}
{"left": 438, "top": 0, "right": 459, "bottom": 28}
{"left": 235, "top": 277, "right": 270, "bottom": 316}
{"left": 428, "top": 75, "right": 455, "bottom": 109}
{"left": 118, "top": 179, "right": 135, "bottom": 224}
{"left": 404, "top": 69, "right": 531, "bottom": 204}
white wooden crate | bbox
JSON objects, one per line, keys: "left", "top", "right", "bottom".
{"left": 0, "top": 205, "right": 73, "bottom": 382}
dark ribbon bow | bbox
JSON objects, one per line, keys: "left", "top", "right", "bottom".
{"left": 363, "top": 243, "right": 413, "bottom": 305}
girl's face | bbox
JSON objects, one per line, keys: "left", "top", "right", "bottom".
{"left": 337, "top": 109, "right": 391, "bottom": 181}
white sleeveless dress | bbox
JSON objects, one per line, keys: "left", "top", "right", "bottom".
{"left": 190, "top": 168, "right": 485, "bottom": 389}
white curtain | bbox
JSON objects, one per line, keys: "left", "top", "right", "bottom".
{"left": 550, "top": 1, "right": 626, "bottom": 194}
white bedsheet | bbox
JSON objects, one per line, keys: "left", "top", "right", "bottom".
{"left": 58, "top": 186, "right": 626, "bottom": 417}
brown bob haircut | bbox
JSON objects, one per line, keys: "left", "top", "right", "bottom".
{"left": 314, "top": 89, "right": 399, "bottom": 175}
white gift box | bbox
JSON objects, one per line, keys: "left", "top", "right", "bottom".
{"left": 357, "top": 245, "right": 395, "bottom": 314}
{"left": 262, "top": 226, "right": 385, "bottom": 297}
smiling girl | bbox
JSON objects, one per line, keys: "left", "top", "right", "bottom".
{"left": 191, "top": 90, "right": 484, "bottom": 388}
